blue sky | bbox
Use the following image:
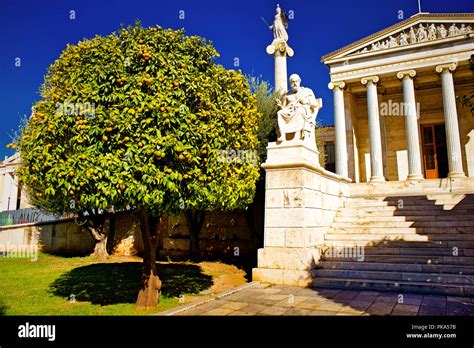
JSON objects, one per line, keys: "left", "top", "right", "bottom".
{"left": 1, "top": 0, "right": 473, "bottom": 159}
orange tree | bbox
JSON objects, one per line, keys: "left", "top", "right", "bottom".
{"left": 15, "top": 22, "right": 260, "bottom": 307}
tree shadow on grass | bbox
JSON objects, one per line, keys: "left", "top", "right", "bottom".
{"left": 0, "top": 299, "right": 8, "bottom": 316}
{"left": 48, "top": 262, "right": 213, "bottom": 305}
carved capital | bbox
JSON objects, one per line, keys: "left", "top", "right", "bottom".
{"left": 361, "top": 75, "right": 379, "bottom": 85}
{"left": 435, "top": 63, "right": 457, "bottom": 74}
{"left": 328, "top": 81, "right": 346, "bottom": 90}
{"left": 397, "top": 69, "right": 417, "bottom": 80}
{"left": 266, "top": 41, "right": 294, "bottom": 57}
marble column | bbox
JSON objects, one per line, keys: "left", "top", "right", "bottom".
{"left": 266, "top": 41, "right": 294, "bottom": 94}
{"left": 397, "top": 70, "right": 424, "bottom": 180}
{"left": 274, "top": 49, "right": 288, "bottom": 94}
{"left": 435, "top": 63, "right": 465, "bottom": 178}
{"left": 328, "top": 81, "right": 348, "bottom": 178}
{"left": 361, "top": 76, "right": 385, "bottom": 182}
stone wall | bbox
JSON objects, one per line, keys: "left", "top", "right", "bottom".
{"left": 0, "top": 220, "right": 95, "bottom": 255}
{"left": 0, "top": 210, "right": 258, "bottom": 261}
{"left": 161, "top": 211, "right": 257, "bottom": 260}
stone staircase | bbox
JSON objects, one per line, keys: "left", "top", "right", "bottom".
{"left": 313, "top": 194, "right": 474, "bottom": 296}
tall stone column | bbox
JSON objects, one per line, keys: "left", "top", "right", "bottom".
{"left": 328, "top": 81, "right": 348, "bottom": 178}
{"left": 435, "top": 63, "right": 465, "bottom": 178}
{"left": 266, "top": 41, "right": 294, "bottom": 94}
{"left": 397, "top": 70, "right": 424, "bottom": 180}
{"left": 361, "top": 76, "right": 385, "bottom": 182}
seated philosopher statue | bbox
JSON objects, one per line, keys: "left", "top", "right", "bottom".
{"left": 276, "top": 74, "right": 322, "bottom": 146}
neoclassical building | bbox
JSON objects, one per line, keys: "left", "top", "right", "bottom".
{"left": 322, "top": 13, "right": 474, "bottom": 183}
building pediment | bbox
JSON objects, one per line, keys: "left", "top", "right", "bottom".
{"left": 322, "top": 13, "right": 474, "bottom": 63}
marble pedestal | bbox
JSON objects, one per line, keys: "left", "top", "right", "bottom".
{"left": 252, "top": 140, "right": 350, "bottom": 286}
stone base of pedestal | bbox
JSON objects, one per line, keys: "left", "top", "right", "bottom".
{"left": 252, "top": 268, "right": 314, "bottom": 287}
{"left": 252, "top": 140, "right": 351, "bottom": 287}
{"left": 252, "top": 246, "right": 321, "bottom": 286}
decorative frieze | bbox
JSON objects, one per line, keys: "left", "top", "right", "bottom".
{"left": 355, "top": 22, "right": 473, "bottom": 55}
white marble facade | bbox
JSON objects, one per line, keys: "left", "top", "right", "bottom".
{"left": 322, "top": 13, "right": 474, "bottom": 182}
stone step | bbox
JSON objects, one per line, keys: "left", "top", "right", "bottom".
{"left": 332, "top": 221, "right": 415, "bottom": 228}
{"left": 312, "top": 277, "right": 474, "bottom": 296}
{"left": 360, "top": 247, "right": 474, "bottom": 257}
{"left": 332, "top": 220, "right": 474, "bottom": 228}
{"left": 348, "top": 195, "right": 474, "bottom": 202}
{"left": 344, "top": 201, "right": 474, "bottom": 209}
{"left": 313, "top": 269, "right": 474, "bottom": 284}
{"left": 318, "top": 260, "right": 474, "bottom": 275}
{"left": 322, "top": 254, "right": 474, "bottom": 265}
{"left": 327, "top": 227, "right": 416, "bottom": 234}
{"left": 335, "top": 215, "right": 474, "bottom": 222}
{"left": 325, "top": 233, "right": 428, "bottom": 242}
{"left": 324, "top": 240, "right": 474, "bottom": 248}
{"left": 327, "top": 226, "right": 474, "bottom": 234}
{"left": 413, "top": 221, "right": 474, "bottom": 227}
{"left": 443, "top": 204, "right": 474, "bottom": 210}
{"left": 337, "top": 210, "right": 474, "bottom": 218}
{"left": 334, "top": 216, "right": 409, "bottom": 222}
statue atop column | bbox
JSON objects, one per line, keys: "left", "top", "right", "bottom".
{"left": 266, "top": 4, "right": 293, "bottom": 93}
{"left": 276, "top": 74, "right": 322, "bottom": 148}
{"left": 270, "top": 4, "right": 288, "bottom": 42}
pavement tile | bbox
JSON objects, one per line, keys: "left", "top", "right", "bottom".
{"left": 315, "top": 302, "right": 345, "bottom": 312}
{"left": 202, "top": 308, "right": 235, "bottom": 316}
{"left": 315, "top": 289, "right": 341, "bottom": 298}
{"left": 446, "top": 302, "right": 474, "bottom": 315}
{"left": 237, "top": 303, "right": 267, "bottom": 314}
{"left": 366, "top": 303, "right": 395, "bottom": 315}
{"left": 358, "top": 291, "right": 381, "bottom": 296}
{"left": 282, "top": 308, "right": 313, "bottom": 316}
{"left": 274, "top": 296, "right": 309, "bottom": 308}
{"left": 353, "top": 294, "right": 378, "bottom": 302}
{"left": 253, "top": 283, "right": 272, "bottom": 289}
{"left": 347, "top": 300, "right": 374, "bottom": 311}
{"left": 421, "top": 295, "right": 446, "bottom": 306}
{"left": 169, "top": 284, "right": 474, "bottom": 316}
{"left": 228, "top": 311, "right": 255, "bottom": 316}
{"left": 392, "top": 304, "right": 420, "bottom": 313}
{"left": 295, "top": 301, "right": 321, "bottom": 310}
{"left": 391, "top": 310, "right": 418, "bottom": 316}
{"left": 219, "top": 302, "right": 249, "bottom": 311}
{"left": 258, "top": 287, "right": 283, "bottom": 295}
{"left": 308, "top": 309, "right": 339, "bottom": 316}
{"left": 264, "top": 294, "right": 289, "bottom": 301}
{"left": 333, "top": 291, "right": 360, "bottom": 301}
{"left": 258, "top": 306, "right": 289, "bottom": 315}
{"left": 399, "top": 295, "right": 423, "bottom": 306}
{"left": 338, "top": 306, "right": 364, "bottom": 315}
{"left": 418, "top": 305, "right": 446, "bottom": 316}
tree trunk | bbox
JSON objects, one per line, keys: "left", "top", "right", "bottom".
{"left": 91, "top": 232, "right": 108, "bottom": 259}
{"left": 85, "top": 214, "right": 109, "bottom": 260}
{"left": 185, "top": 210, "right": 205, "bottom": 262}
{"left": 106, "top": 214, "right": 116, "bottom": 255}
{"left": 136, "top": 209, "right": 162, "bottom": 308}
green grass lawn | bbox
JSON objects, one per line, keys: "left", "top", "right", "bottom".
{"left": 0, "top": 253, "right": 219, "bottom": 315}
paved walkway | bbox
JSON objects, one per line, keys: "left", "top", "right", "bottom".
{"left": 161, "top": 282, "right": 474, "bottom": 316}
